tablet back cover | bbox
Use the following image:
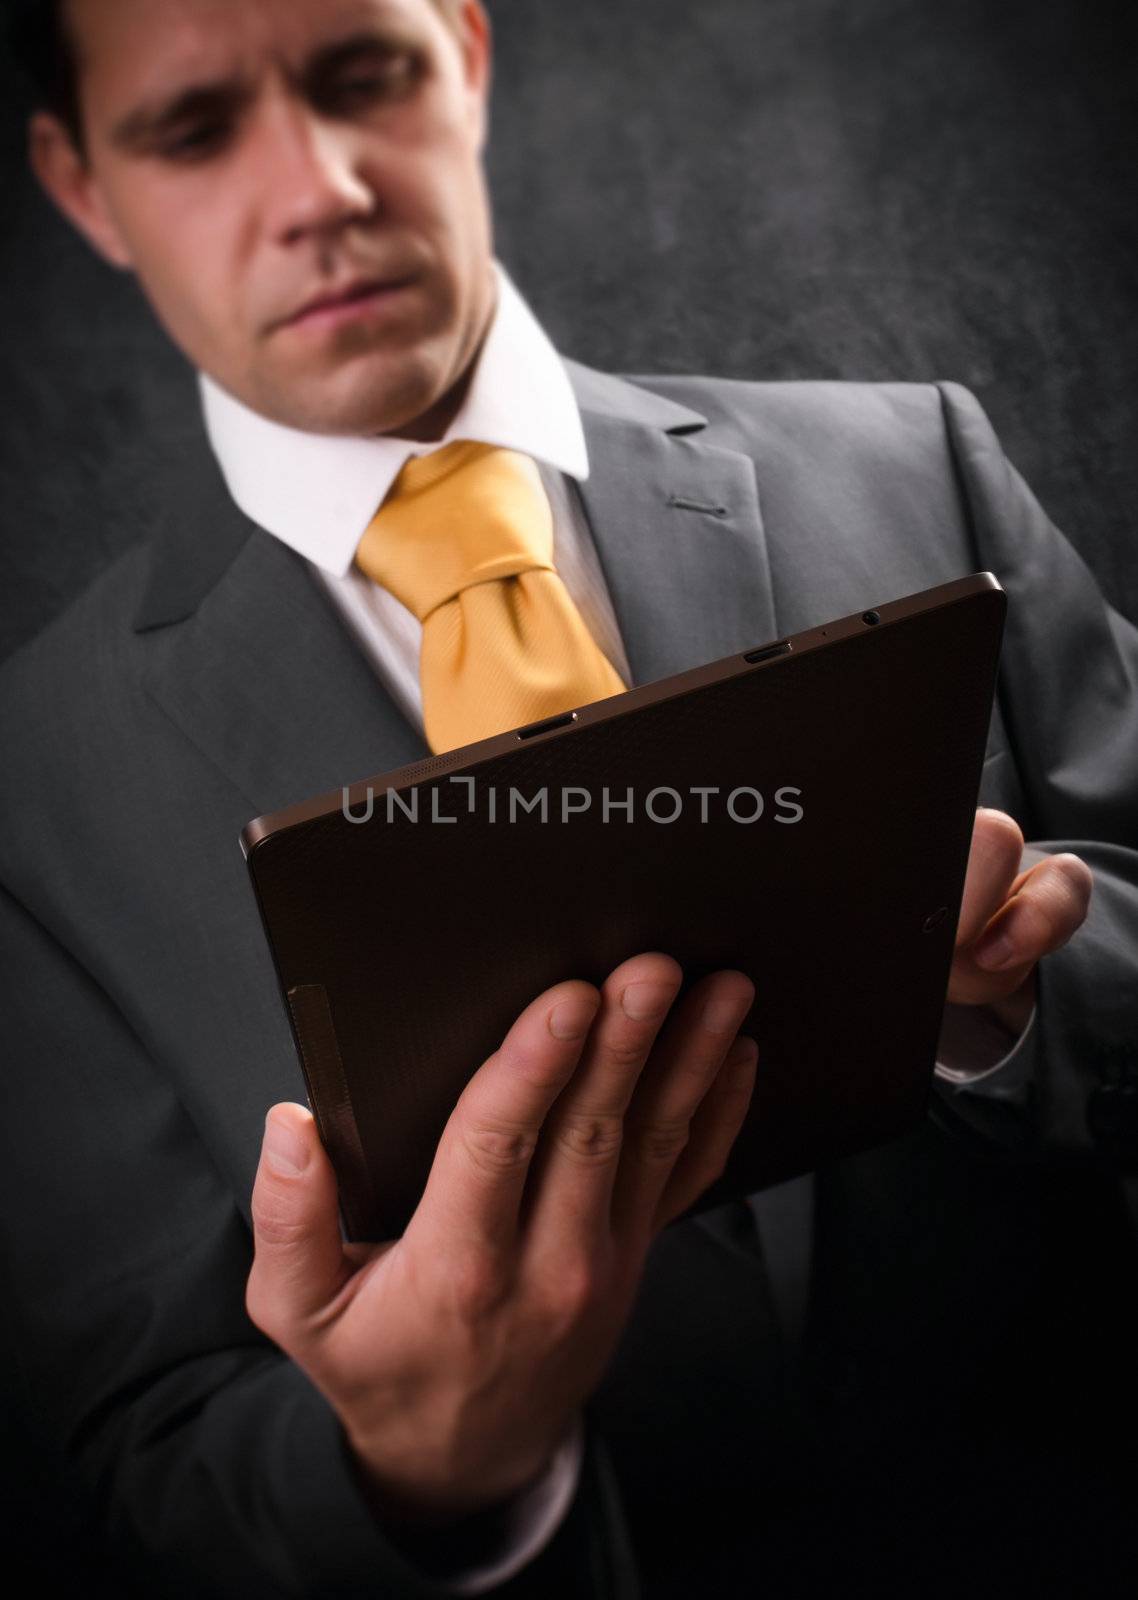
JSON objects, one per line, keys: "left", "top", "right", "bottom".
{"left": 245, "top": 578, "right": 1006, "bottom": 1241}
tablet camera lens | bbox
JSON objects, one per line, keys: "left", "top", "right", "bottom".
{"left": 862, "top": 610, "right": 881, "bottom": 626}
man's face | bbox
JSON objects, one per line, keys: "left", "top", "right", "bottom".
{"left": 36, "top": 0, "right": 496, "bottom": 436}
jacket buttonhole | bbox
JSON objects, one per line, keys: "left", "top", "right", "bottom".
{"left": 667, "top": 494, "right": 731, "bottom": 519}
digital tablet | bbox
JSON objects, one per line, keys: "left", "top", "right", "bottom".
{"left": 241, "top": 571, "right": 1006, "bottom": 1242}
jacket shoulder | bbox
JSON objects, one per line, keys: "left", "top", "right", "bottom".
{"left": 619, "top": 375, "right": 1012, "bottom": 512}
{"left": 626, "top": 371, "right": 968, "bottom": 449}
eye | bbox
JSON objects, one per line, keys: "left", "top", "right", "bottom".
{"left": 325, "top": 49, "right": 423, "bottom": 107}
{"left": 159, "top": 122, "right": 231, "bottom": 162}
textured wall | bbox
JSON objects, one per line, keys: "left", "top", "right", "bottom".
{"left": 1, "top": 0, "right": 1135, "bottom": 661}
{"left": 1, "top": 6, "right": 1136, "bottom": 1588}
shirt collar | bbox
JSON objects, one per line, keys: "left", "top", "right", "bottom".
{"left": 197, "top": 261, "right": 589, "bottom": 578}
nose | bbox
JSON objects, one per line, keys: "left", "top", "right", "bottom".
{"left": 255, "top": 88, "right": 378, "bottom": 247}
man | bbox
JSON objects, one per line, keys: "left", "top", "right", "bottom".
{"left": 2, "top": 0, "right": 1134, "bottom": 1596}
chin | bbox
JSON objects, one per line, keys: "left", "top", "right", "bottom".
{"left": 253, "top": 347, "right": 454, "bottom": 438}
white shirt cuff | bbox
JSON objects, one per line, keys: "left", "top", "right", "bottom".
{"left": 434, "top": 1414, "right": 585, "bottom": 1595}
{"left": 934, "top": 996, "right": 1038, "bottom": 1097}
{"left": 932, "top": 996, "right": 1041, "bottom": 1147}
{"left": 933, "top": 842, "right": 1052, "bottom": 1100}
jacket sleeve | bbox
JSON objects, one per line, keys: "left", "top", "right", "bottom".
{"left": 927, "top": 381, "right": 1138, "bottom": 1168}
{"left": 0, "top": 881, "right": 640, "bottom": 1600}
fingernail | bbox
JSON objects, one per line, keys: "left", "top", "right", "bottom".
{"left": 702, "top": 994, "right": 747, "bottom": 1035}
{"left": 725, "top": 1035, "right": 759, "bottom": 1080}
{"left": 974, "top": 932, "right": 1017, "bottom": 971}
{"left": 549, "top": 998, "right": 596, "bottom": 1040}
{"left": 621, "top": 981, "right": 674, "bottom": 1021}
{"left": 264, "top": 1109, "right": 309, "bottom": 1176}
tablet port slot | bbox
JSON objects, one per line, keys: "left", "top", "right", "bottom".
{"left": 516, "top": 710, "right": 578, "bottom": 740}
{"left": 742, "top": 640, "right": 792, "bottom": 665}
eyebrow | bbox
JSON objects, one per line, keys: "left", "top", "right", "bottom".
{"left": 108, "top": 29, "right": 417, "bottom": 151}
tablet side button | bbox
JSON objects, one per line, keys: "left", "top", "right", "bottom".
{"left": 516, "top": 710, "right": 579, "bottom": 740}
{"left": 742, "top": 640, "right": 792, "bottom": 665}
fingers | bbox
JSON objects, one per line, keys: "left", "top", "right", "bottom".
{"left": 971, "top": 851, "right": 1093, "bottom": 972}
{"left": 949, "top": 828, "right": 1094, "bottom": 1005}
{"left": 246, "top": 1103, "right": 351, "bottom": 1343}
{"left": 407, "top": 978, "right": 601, "bottom": 1260}
{"left": 409, "top": 957, "right": 758, "bottom": 1285}
{"left": 519, "top": 953, "right": 684, "bottom": 1253}
{"left": 609, "top": 968, "right": 756, "bottom": 1245}
{"left": 955, "top": 808, "right": 1026, "bottom": 950}
{"left": 651, "top": 1033, "right": 759, "bottom": 1232}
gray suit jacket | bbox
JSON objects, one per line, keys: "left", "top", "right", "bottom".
{"left": 1, "top": 364, "right": 1135, "bottom": 1598}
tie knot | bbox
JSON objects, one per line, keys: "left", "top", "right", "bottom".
{"left": 354, "top": 441, "right": 556, "bottom": 622}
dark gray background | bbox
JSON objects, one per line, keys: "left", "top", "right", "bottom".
{"left": 1, "top": 0, "right": 1135, "bottom": 664}
{"left": 1, "top": 5, "right": 1137, "bottom": 1590}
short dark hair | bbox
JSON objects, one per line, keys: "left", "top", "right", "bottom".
{"left": 7, "top": 1, "right": 84, "bottom": 152}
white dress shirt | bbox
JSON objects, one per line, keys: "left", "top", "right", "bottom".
{"left": 199, "top": 260, "right": 1038, "bottom": 1591}
{"left": 200, "top": 264, "right": 632, "bottom": 726}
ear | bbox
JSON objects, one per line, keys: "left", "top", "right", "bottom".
{"left": 27, "top": 110, "right": 135, "bottom": 270}
{"left": 455, "top": 0, "right": 492, "bottom": 153}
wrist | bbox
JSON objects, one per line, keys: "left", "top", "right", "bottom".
{"left": 342, "top": 1422, "right": 582, "bottom": 1586}
{"left": 344, "top": 1423, "right": 561, "bottom": 1529}
{"left": 984, "top": 967, "right": 1038, "bottom": 1037}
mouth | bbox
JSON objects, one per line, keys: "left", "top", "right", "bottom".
{"left": 274, "top": 274, "right": 418, "bottom": 335}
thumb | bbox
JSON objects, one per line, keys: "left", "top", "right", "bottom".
{"left": 246, "top": 1102, "right": 348, "bottom": 1339}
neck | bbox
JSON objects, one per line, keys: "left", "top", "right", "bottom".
{"left": 379, "top": 263, "right": 498, "bottom": 443}
{"left": 384, "top": 355, "right": 479, "bottom": 444}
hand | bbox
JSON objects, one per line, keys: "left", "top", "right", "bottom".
{"left": 946, "top": 807, "right": 1093, "bottom": 1026}
{"left": 245, "top": 952, "right": 757, "bottom": 1525}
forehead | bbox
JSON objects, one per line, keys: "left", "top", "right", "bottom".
{"left": 68, "top": 0, "right": 436, "bottom": 86}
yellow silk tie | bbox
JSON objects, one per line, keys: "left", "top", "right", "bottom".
{"left": 354, "top": 441, "right": 628, "bottom": 753}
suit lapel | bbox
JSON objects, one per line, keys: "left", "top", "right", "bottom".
{"left": 134, "top": 361, "right": 778, "bottom": 818}
{"left": 568, "top": 362, "right": 778, "bottom": 683}
{"left": 135, "top": 434, "right": 429, "bottom": 818}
